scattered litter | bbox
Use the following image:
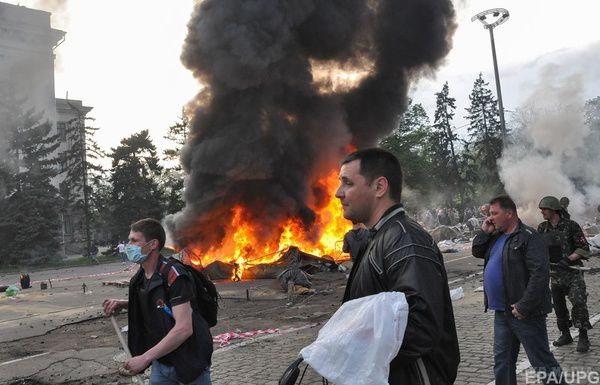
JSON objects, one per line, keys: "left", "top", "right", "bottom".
{"left": 474, "top": 286, "right": 484, "bottom": 292}
{"left": 588, "top": 234, "right": 600, "bottom": 256}
{"left": 294, "top": 285, "right": 315, "bottom": 295}
{"left": 213, "top": 328, "right": 279, "bottom": 347}
{"left": 102, "top": 280, "right": 130, "bottom": 288}
{"left": 338, "top": 261, "right": 353, "bottom": 273}
{"left": 431, "top": 226, "right": 460, "bottom": 243}
{"left": 90, "top": 335, "right": 98, "bottom": 339}
{"left": 583, "top": 224, "right": 599, "bottom": 237}
{"left": 5, "top": 285, "right": 20, "bottom": 297}
{"left": 121, "top": 325, "right": 128, "bottom": 333}
{"left": 450, "top": 287, "right": 464, "bottom": 301}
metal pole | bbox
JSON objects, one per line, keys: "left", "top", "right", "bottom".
{"left": 110, "top": 315, "right": 145, "bottom": 384}
{"left": 487, "top": 26, "right": 507, "bottom": 143}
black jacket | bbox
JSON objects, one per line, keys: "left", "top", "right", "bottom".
{"left": 344, "top": 206, "right": 460, "bottom": 385}
{"left": 127, "top": 256, "right": 213, "bottom": 383}
{"left": 472, "top": 221, "right": 553, "bottom": 317}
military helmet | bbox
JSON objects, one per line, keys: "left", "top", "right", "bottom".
{"left": 539, "top": 196, "right": 561, "bottom": 211}
{"left": 559, "top": 196, "right": 570, "bottom": 206}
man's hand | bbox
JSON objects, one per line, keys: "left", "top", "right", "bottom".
{"left": 124, "top": 355, "right": 151, "bottom": 375}
{"left": 481, "top": 216, "right": 495, "bottom": 234}
{"left": 557, "top": 258, "right": 572, "bottom": 269}
{"left": 511, "top": 304, "right": 525, "bottom": 320}
{"left": 103, "top": 299, "right": 127, "bottom": 316}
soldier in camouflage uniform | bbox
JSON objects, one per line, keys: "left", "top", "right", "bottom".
{"left": 538, "top": 196, "right": 592, "bottom": 353}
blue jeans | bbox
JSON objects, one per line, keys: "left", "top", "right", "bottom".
{"left": 149, "top": 360, "right": 211, "bottom": 385}
{"left": 493, "top": 311, "right": 564, "bottom": 385}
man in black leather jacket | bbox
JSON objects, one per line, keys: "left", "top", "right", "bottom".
{"left": 472, "top": 195, "right": 564, "bottom": 385}
{"left": 336, "top": 148, "right": 459, "bottom": 385}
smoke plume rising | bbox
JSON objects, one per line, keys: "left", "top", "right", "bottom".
{"left": 168, "top": 0, "right": 456, "bottom": 250}
{"left": 499, "top": 64, "right": 600, "bottom": 226}
{"left": 32, "top": 0, "right": 69, "bottom": 28}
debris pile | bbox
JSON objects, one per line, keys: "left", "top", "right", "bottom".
{"left": 197, "top": 246, "right": 338, "bottom": 284}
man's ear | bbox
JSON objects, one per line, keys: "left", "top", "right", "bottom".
{"left": 372, "top": 176, "right": 389, "bottom": 198}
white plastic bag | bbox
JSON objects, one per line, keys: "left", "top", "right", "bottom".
{"left": 300, "top": 291, "right": 409, "bottom": 385}
{"left": 449, "top": 286, "right": 464, "bottom": 301}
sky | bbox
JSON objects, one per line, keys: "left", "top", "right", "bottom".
{"left": 7, "top": 0, "right": 600, "bottom": 156}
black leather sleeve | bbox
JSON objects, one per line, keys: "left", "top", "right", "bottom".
{"left": 514, "top": 232, "right": 550, "bottom": 317}
{"left": 383, "top": 234, "right": 447, "bottom": 361}
{"left": 472, "top": 231, "right": 492, "bottom": 259}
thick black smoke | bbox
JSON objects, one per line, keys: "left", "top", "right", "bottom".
{"left": 168, "top": 0, "right": 456, "bottom": 249}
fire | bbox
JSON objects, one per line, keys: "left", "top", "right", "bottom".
{"left": 310, "top": 59, "right": 373, "bottom": 95}
{"left": 183, "top": 170, "right": 352, "bottom": 279}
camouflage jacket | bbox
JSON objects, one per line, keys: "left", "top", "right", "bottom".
{"left": 537, "top": 218, "right": 590, "bottom": 264}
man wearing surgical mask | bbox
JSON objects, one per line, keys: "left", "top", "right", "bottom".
{"left": 103, "top": 218, "right": 213, "bottom": 384}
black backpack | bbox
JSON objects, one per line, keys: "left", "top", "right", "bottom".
{"left": 161, "top": 257, "right": 219, "bottom": 327}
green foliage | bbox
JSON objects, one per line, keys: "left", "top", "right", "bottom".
{"left": 464, "top": 73, "right": 504, "bottom": 194}
{"left": 109, "top": 130, "right": 165, "bottom": 241}
{"left": 0, "top": 93, "right": 62, "bottom": 266}
{"left": 380, "top": 99, "right": 435, "bottom": 195}
{"left": 162, "top": 109, "right": 189, "bottom": 214}
{"left": 429, "top": 82, "right": 467, "bottom": 207}
{"left": 163, "top": 108, "right": 189, "bottom": 163}
{"left": 57, "top": 114, "right": 106, "bottom": 254}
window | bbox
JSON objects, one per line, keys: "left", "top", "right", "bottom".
{"left": 57, "top": 122, "right": 67, "bottom": 142}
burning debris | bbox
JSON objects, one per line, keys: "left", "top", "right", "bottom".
{"left": 166, "top": 0, "right": 457, "bottom": 274}
{"left": 184, "top": 245, "right": 337, "bottom": 282}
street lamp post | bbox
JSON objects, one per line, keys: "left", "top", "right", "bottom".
{"left": 472, "top": 8, "right": 509, "bottom": 143}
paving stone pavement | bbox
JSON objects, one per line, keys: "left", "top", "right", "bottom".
{"left": 210, "top": 256, "right": 600, "bottom": 385}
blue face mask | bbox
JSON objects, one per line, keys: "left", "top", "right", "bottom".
{"left": 125, "top": 241, "right": 152, "bottom": 264}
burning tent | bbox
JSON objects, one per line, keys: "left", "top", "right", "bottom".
{"left": 166, "top": 0, "right": 457, "bottom": 280}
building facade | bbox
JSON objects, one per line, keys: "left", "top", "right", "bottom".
{"left": 1, "top": 2, "right": 94, "bottom": 256}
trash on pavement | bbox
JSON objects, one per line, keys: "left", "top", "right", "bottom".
{"left": 450, "top": 287, "right": 464, "bottom": 301}
{"left": 213, "top": 328, "right": 280, "bottom": 347}
{"left": 5, "top": 285, "right": 20, "bottom": 297}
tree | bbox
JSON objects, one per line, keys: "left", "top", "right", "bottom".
{"left": 161, "top": 110, "right": 189, "bottom": 214}
{"left": 464, "top": 73, "right": 504, "bottom": 193}
{"left": 429, "top": 82, "right": 465, "bottom": 207}
{"left": 58, "top": 114, "right": 105, "bottom": 255}
{"left": 109, "top": 130, "right": 165, "bottom": 241}
{"left": 0, "top": 93, "right": 62, "bottom": 266}
{"left": 380, "top": 99, "right": 435, "bottom": 195}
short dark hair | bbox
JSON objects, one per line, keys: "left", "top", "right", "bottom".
{"left": 130, "top": 218, "right": 166, "bottom": 250}
{"left": 489, "top": 195, "right": 517, "bottom": 213}
{"left": 559, "top": 196, "right": 570, "bottom": 205}
{"left": 342, "top": 148, "right": 402, "bottom": 202}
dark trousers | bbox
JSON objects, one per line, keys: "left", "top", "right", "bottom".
{"left": 493, "top": 311, "right": 564, "bottom": 385}
{"left": 551, "top": 270, "right": 591, "bottom": 330}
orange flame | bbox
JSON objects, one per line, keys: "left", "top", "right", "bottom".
{"left": 183, "top": 170, "right": 352, "bottom": 279}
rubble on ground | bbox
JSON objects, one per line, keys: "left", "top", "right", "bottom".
{"left": 430, "top": 225, "right": 461, "bottom": 243}
{"left": 584, "top": 224, "right": 599, "bottom": 236}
